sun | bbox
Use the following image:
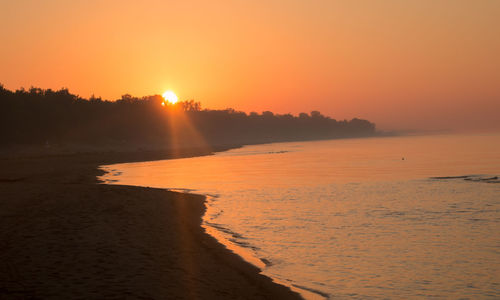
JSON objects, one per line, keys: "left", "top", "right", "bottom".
{"left": 162, "top": 90, "right": 178, "bottom": 104}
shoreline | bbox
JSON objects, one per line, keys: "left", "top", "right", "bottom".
{"left": 0, "top": 147, "right": 302, "bottom": 299}
{"left": 98, "top": 146, "right": 329, "bottom": 300}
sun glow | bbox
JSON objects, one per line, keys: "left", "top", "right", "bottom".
{"left": 162, "top": 90, "right": 178, "bottom": 104}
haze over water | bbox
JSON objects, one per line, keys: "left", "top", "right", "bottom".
{"left": 101, "top": 134, "right": 500, "bottom": 298}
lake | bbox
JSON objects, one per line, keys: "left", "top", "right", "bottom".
{"left": 100, "top": 134, "right": 500, "bottom": 299}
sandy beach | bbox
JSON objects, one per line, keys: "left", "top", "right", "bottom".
{"left": 0, "top": 148, "right": 301, "bottom": 299}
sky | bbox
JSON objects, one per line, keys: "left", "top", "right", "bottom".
{"left": 1, "top": 0, "right": 499, "bottom": 131}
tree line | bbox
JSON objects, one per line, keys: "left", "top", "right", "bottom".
{"left": 0, "top": 85, "right": 376, "bottom": 148}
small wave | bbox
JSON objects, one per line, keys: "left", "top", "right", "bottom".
{"left": 229, "top": 238, "right": 260, "bottom": 251}
{"left": 292, "top": 284, "right": 330, "bottom": 299}
{"left": 206, "top": 222, "right": 249, "bottom": 241}
{"left": 430, "top": 175, "right": 499, "bottom": 183}
{"left": 209, "top": 209, "right": 224, "bottom": 219}
{"left": 267, "top": 150, "right": 289, "bottom": 154}
{"left": 430, "top": 175, "right": 471, "bottom": 179}
{"left": 206, "top": 221, "right": 262, "bottom": 253}
{"left": 465, "top": 176, "right": 498, "bottom": 182}
{"left": 260, "top": 258, "right": 272, "bottom": 266}
{"left": 166, "top": 187, "right": 197, "bottom": 193}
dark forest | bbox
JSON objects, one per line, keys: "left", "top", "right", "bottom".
{"left": 0, "top": 85, "right": 376, "bottom": 149}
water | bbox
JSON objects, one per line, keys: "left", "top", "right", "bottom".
{"left": 100, "top": 134, "right": 500, "bottom": 299}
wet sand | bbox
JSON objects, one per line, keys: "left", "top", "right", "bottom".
{"left": 0, "top": 148, "right": 301, "bottom": 299}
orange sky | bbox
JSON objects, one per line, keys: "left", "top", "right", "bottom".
{"left": 1, "top": 0, "right": 499, "bottom": 131}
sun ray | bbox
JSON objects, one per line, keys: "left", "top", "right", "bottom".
{"left": 162, "top": 101, "right": 210, "bottom": 158}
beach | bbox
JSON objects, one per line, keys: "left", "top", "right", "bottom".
{"left": 0, "top": 149, "right": 301, "bottom": 299}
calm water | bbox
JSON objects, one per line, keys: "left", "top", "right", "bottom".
{"left": 100, "top": 134, "right": 500, "bottom": 299}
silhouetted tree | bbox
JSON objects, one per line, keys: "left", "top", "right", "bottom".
{"left": 0, "top": 85, "right": 376, "bottom": 148}
{"left": 180, "top": 100, "right": 201, "bottom": 111}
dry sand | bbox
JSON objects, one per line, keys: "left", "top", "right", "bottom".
{"left": 0, "top": 149, "right": 302, "bottom": 299}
